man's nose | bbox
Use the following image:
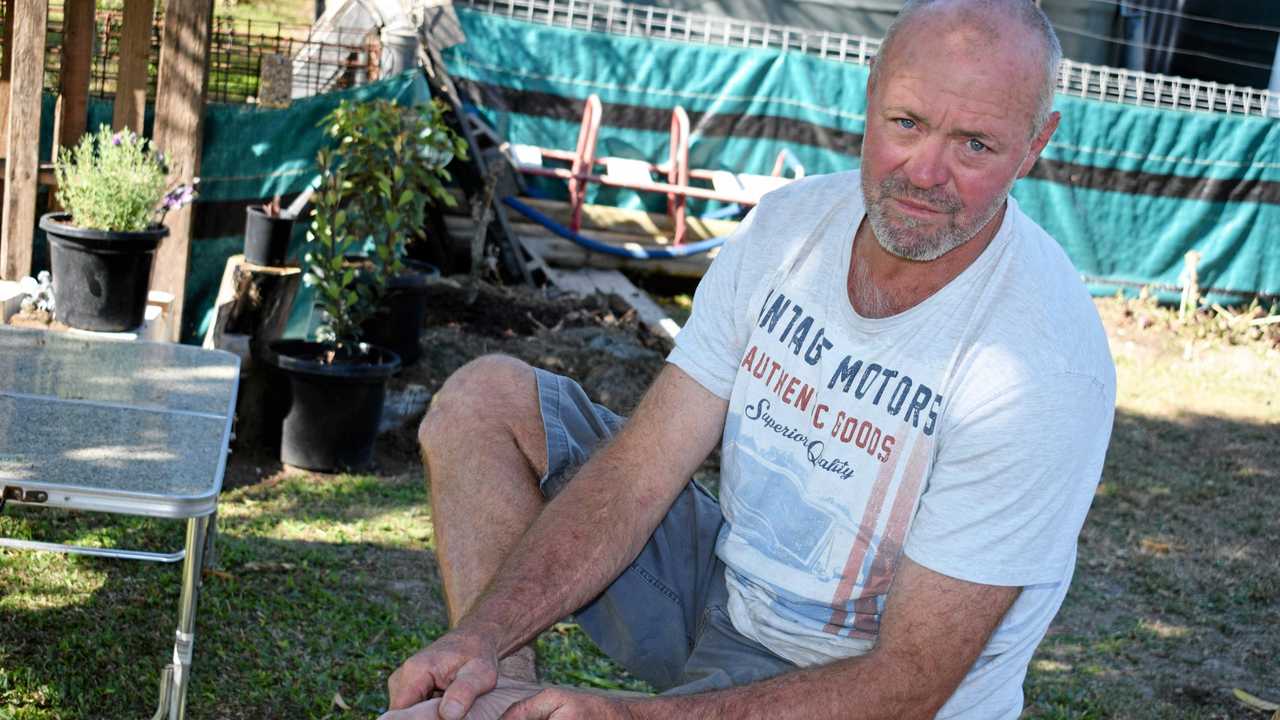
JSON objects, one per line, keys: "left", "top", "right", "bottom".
{"left": 902, "top": 136, "right": 950, "bottom": 189}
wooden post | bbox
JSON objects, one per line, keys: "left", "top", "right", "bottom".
{"left": 52, "top": 0, "right": 95, "bottom": 210}
{"left": 0, "top": 0, "right": 47, "bottom": 281}
{"left": 113, "top": 0, "right": 154, "bottom": 133}
{"left": 55, "top": 0, "right": 94, "bottom": 147}
{"left": 0, "top": 0, "right": 15, "bottom": 160}
{"left": 151, "top": 0, "right": 213, "bottom": 340}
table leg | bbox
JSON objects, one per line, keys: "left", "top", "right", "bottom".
{"left": 163, "top": 514, "right": 211, "bottom": 720}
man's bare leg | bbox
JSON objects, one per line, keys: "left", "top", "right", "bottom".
{"left": 418, "top": 355, "right": 550, "bottom": 680}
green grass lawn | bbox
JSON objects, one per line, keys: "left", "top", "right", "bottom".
{"left": 1, "top": 298, "right": 1277, "bottom": 718}
{"left": 219, "top": 0, "right": 318, "bottom": 28}
{"left": 0, "top": 472, "right": 645, "bottom": 718}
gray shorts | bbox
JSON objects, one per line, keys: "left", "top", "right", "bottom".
{"left": 533, "top": 368, "right": 795, "bottom": 695}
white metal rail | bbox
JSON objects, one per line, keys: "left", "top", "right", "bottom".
{"left": 457, "top": 0, "right": 1280, "bottom": 119}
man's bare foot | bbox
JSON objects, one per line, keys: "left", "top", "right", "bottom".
{"left": 498, "top": 645, "right": 538, "bottom": 683}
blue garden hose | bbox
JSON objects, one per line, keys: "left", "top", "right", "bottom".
{"left": 502, "top": 196, "right": 728, "bottom": 259}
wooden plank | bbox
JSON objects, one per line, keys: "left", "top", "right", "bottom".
{"left": 151, "top": 0, "right": 213, "bottom": 340}
{"left": 443, "top": 215, "right": 716, "bottom": 278}
{"left": 54, "top": 0, "right": 94, "bottom": 150}
{"left": 545, "top": 266, "right": 681, "bottom": 341}
{"left": 0, "top": 0, "right": 46, "bottom": 281}
{"left": 517, "top": 234, "right": 713, "bottom": 279}
{"left": 0, "top": 0, "right": 15, "bottom": 160}
{"left": 519, "top": 197, "right": 741, "bottom": 242}
{"left": 113, "top": 0, "right": 154, "bottom": 133}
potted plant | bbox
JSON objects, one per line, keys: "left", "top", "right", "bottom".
{"left": 338, "top": 98, "right": 464, "bottom": 366}
{"left": 243, "top": 194, "right": 295, "bottom": 266}
{"left": 266, "top": 98, "right": 464, "bottom": 472}
{"left": 40, "top": 125, "right": 196, "bottom": 332}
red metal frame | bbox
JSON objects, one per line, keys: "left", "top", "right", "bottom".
{"left": 514, "top": 94, "right": 802, "bottom": 246}
{"left": 667, "top": 106, "right": 690, "bottom": 244}
{"left": 568, "top": 94, "right": 602, "bottom": 236}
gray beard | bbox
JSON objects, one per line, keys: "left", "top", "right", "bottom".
{"left": 862, "top": 174, "right": 1010, "bottom": 262}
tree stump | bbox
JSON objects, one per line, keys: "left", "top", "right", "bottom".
{"left": 203, "top": 254, "right": 301, "bottom": 455}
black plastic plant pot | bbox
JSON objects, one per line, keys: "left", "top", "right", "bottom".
{"left": 266, "top": 339, "right": 401, "bottom": 472}
{"left": 359, "top": 259, "right": 441, "bottom": 367}
{"left": 39, "top": 212, "right": 168, "bottom": 332}
{"left": 243, "top": 205, "right": 295, "bottom": 266}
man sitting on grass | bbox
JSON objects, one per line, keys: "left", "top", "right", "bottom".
{"left": 385, "top": 0, "right": 1116, "bottom": 717}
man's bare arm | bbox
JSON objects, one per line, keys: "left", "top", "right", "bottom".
{"left": 505, "top": 557, "right": 1020, "bottom": 720}
{"left": 388, "top": 364, "right": 728, "bottom": 713}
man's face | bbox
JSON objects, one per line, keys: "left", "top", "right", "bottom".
{"left": 860, "top": 17, "right": 1053, "bottom": 262}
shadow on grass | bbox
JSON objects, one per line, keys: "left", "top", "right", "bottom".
{"left": 0, "top": 519, "right": 445, "bottom": 719}
{"left": 1024, "top": 407, "right": 1278, "bottom": 720}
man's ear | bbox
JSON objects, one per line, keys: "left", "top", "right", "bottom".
{"left": 1018, "top": 110, "right": 1059, "bottom": 179}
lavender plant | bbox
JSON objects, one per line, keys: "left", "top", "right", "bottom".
{"left": 53, "top": 125, "right": 197, "bottom": 232}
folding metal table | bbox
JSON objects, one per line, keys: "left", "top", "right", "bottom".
{"left": 0, "top": 326, "right": 239, "bottom": 720}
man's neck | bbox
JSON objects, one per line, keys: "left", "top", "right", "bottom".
{"left": 847, "top": 202, "right": 1005, "bottom": 319}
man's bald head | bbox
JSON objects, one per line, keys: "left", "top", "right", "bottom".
{"left": 871, "top": 0, "right": 1062, "bottom": 135}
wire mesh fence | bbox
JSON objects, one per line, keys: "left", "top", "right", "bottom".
{"left": 4, "top": 2, "right": 381, "bottom": 105}
{"left": 457, "top": 0, "right": 1280, "bottom": 118}
{"left": 11, "top": 0, "right": 1278, "bottom": 117}
{"left": 464, "top": 0, "right": 883, "bottom": 64}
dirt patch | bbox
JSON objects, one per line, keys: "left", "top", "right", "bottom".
{"left": 364, "top": 277, "right": 672, "bottom": 472}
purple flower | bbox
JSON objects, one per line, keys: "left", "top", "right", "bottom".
{"left": 111, "top": 131, "right": 125, "bottom": 146}
{"left": 159, "top": 183, "right": 198, "bottom": 211}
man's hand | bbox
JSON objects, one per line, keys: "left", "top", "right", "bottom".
{"left": 387, "top": 630, "right": 500, "bottom": 717}
{"left": 380, "top": 677, "right": 545, "bottom": 720}
{"left": 501, "top": 688, "right": 638, "bottom": 720}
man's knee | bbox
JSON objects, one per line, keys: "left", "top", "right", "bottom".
{"left": 420, "top": 355, "right": 532, "bottom": 436}
{"left": 418, "top": 355, "right": 545, "bottom": 471}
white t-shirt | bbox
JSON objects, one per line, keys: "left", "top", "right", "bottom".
{"left": 668, "top": 170, "right": 1116, "bottom": 718}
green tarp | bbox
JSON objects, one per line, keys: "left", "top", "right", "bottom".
{"left": 444, "top": 9, "right": 1280, "bottom": 302}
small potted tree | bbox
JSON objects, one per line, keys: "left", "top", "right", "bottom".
{"left": 40, "top": 125, "right": 195, "bottom": 332}
{"left": 336, "top": 98, "right": 464, "bottom": 366}
{"left": 266, "top": 98, "right": 464, "bottom": 472}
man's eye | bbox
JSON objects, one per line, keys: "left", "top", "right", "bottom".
{"left": 967, "top": 139, "right": 987, "bottom": 153}
{"left": 895, "top": 118, "right": 916, "bottom": 130}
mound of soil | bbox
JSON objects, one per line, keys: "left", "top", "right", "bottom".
{"left": 409, "top": 276, "right": 673, "bottom": 413}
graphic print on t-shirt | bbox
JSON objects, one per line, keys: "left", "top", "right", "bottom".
{"left": 717, "top": 284, "right": 942, "bottom": 652}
